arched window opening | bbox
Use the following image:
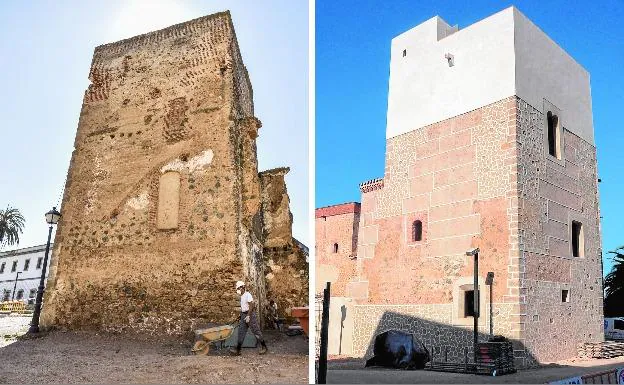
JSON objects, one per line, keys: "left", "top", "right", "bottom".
{"left": 412, "top": 220, "right": 423, "bottom": 242}
{"left": 333, "top": 243, "right": 339, "bottom": 253}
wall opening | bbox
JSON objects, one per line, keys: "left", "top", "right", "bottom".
{"left": 464, "top": 290, "right": 476, "bottom": 317}
{"left": 36, "top": 257, "right": 43, "bottom": 269}
{"left": 562, "top": 289, "right": 570, "bottom": 303}
{"left": 157, "top": 171, "right": 181, "bottom": 230}
{"left": 402, "top": 49, "right": 407, "bottom": 57}
{"left": 333, "top": 243, "right": 339, "bottom": 254}
{"left": 11, "top": 261, "right": 17, "bottom": 272}
{"left": 2, "top": 290, "right": 9, "bottom": 301}
{"left": 0, "top": 262, "right": 4, "bottom": 273}
{"left": 412, "top": 220, "right": 423, "bottom": 242}
{"left": 547, "top": 111, "right": 561, "bottom": 158}
{"left": 23, "top": 259, "right": 30, "bottom": 271}
{"left": 571, "top": 221, "right": 584, "bottom": 258}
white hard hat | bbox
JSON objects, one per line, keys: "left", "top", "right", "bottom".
{"left": 235, "top": 281, "right": 245, "bottom": 289}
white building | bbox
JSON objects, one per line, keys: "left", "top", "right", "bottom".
{"left": 0, "top": 244, "right": 53, "bottom": 304}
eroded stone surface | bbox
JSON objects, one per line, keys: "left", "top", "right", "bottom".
{"left": 42, "top": 12, "right": 307, "bottom": 334}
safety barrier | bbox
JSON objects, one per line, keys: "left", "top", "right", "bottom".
{"left": 550, "top": 366, "right": 624, "bottom": 384}
{"left": 0, "top": 301, "right": 27, "bottom": 314}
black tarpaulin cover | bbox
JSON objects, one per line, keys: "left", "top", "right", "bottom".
{"left": 365, "top": 330, "right": 430, "bottom": 369}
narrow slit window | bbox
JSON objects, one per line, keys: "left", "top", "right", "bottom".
{"left": 562, "top": 289, "right": 570, "bottom": 303}
{"left": 572, "top": 221, "right": 584, "bottom": 257}
{"left": 547, "top": 111, "right": 560, "bottom": 158}
{"left": 402, "top": 49, "right": 407, "bottom": 57}
{"left": 36, "top": 257, "right": 43, "bottom": 269}
{"left": 0, "top": 262, "right": 4, "bottom": 273}
{"left": 333, "top": 243, "right": 339, "bottom": 253}
{"left": 412, "top": 220, "right": 423, "bottom": 242}
{"left": 23, "top": 259, "right": 30, "bottom": 271}
{"left": 11, "top": 261, "right": 17, "bottom": 272}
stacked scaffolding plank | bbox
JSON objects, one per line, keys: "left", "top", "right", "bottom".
{"left": 578, "top": 341, "right": 624, "bottom": 359}
{"left": 475, "top": 341, "right": 516, "bottom": 376}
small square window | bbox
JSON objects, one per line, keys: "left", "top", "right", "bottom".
{"left": 562, "top": 289, "right": 570, "bottom": 303}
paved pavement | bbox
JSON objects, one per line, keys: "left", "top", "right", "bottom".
{"left": 327, "top": 356, "right": 624, "bottom": 383}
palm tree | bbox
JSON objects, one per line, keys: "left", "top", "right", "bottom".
{"left": 604, "top": 246, "right": 624, "bottom": 317}
{"left": 0, "top": 206, "right": 25, "bottom": 250}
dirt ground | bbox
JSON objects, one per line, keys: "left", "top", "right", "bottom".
{"left": 0, "top": 321, "right": 308, "bottom": 384}
{"left": 326, "top": 356, "right": 624, "bottom": 383}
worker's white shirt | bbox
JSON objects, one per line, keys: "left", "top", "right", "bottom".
{"left": 241, "top": 292, "right": 253, "bottom": 312}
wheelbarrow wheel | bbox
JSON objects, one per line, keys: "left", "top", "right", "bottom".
{"left": 191, "top": 340, "right": 210, "bottom": 355}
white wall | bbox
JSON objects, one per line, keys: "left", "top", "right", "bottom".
{"left": 387, "top": 8, "right": 516, "bottom": 139}
{"left": 0, "top": 245, "right": 52, "bottom": 302}
{"left": 513, "top": 8, "right": 594, "bottom": 143}
{"left": 386, "top": 7, "right": 594, "bottom": 144}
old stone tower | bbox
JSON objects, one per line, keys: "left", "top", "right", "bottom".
{"left": 42, "top": 11, "right": 308, "bottom": 334}
{"left": 317, "top": 7, "right": 602, "bottom": 366}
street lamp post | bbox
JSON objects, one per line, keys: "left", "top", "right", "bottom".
{"left": 28, "top": 207, "right": 61, "bottom": 334}
{"left": 466, "top": 247, "right": 480, "bottom": 363}
{"left": 11, "top": 271, "right": 21, "bottom": 301}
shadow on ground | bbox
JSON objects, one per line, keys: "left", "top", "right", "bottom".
{"left": 324, "top": 311, "right": 624, "bottom": 383}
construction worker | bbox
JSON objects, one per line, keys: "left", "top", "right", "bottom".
{"left": 230, "top": 280, "right": 268, "bottom": 356}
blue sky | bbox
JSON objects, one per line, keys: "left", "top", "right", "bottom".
{"left": 0, "top": 1, "right": 309, "bottom": 248}
{"left": 316, "top": 0, "right": 624, "bottom": 276}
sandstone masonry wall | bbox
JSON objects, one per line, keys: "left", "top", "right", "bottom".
{"left": 515, "top": 97, "right": 603, "bottom": 365}
{"left": 41, "top": 12, "right": 284, "bottom": 334}
{"left": 320, "top": 96, "right": 602, "bottom": 366}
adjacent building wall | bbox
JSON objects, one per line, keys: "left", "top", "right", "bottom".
{"left": 260, "top": 167, "right": 309, "bottom": 320}
{"left": 0, "top": 244, "right": 53, "bottom": 303}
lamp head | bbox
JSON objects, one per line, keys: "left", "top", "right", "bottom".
{"left": 465, "top": 247, "right": 480, "bottom": 256}
{"left": 45, "top": 207, "right": 62, "bottom": 225}
{"left": 486, "top": 272, "right": 495, "bottom": 285}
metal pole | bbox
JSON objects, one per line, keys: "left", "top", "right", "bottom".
{"left": 473, "top": 250, "right": 479, "bottom": 363}
{"left": 318, "top": 282, "right": 331, "bottom": 384}
{"left": 29, "top": 225, "right": 53, "bottom": 334}
{"left": 489, "top": 283, "right": 493, "bottom": 337}
{"left": 11, "top": 272, "right": 21, "bottom": 301}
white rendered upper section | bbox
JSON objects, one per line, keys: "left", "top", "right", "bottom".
{"left": 386, "top": 7, "right": 594, "bottom": 144}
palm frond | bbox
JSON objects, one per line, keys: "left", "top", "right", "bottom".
{"left": 0, "top": 206, "right": 25, "bottom": 249}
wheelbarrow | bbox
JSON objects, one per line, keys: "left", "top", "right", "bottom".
{"left": 191, "top": 323, "right": 236, "bottom": 355}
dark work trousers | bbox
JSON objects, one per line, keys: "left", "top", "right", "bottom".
{"left": 237, "top": 311, "right": 263, "bottom": 345}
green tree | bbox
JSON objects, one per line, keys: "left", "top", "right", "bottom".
{"left": 604, "top": 246, "right": 624, "bottom": 317}
{"left": 0, "top": 206, "right": 25, "bottom": 249}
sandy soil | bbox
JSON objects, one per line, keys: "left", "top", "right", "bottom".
{"left": 0, "top": 320, "right": 308, "bottom": 384}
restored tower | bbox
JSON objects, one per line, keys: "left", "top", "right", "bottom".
{"left": 317, "top": 7, "right": 602, "bottom": 366}
{"left": 42, "top": 12, "right": 307, "bottom": 334}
